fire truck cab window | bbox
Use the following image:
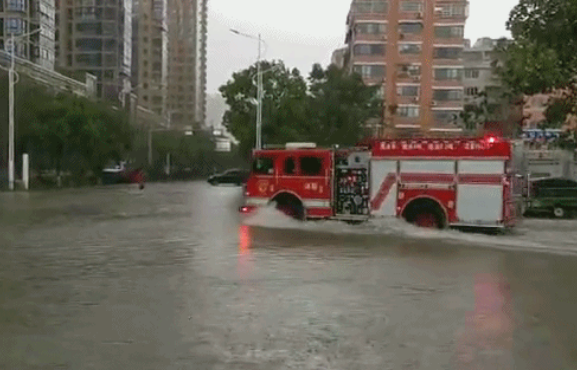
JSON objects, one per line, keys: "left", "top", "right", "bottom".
{"left": 300, "top": 157, "right": 323, "bottom": 176}
{"left": 284, "top": 157, "right": 296, "bottom": 175}
{"left": 253, "top": 157, "right": 274, "bottom": 175}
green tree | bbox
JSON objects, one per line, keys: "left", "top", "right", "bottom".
{"left": 8, "top": 77, "right": 133, "bottom": 185}
{"left": 501, "top": 0, "right": 577, "bottom": 130}
{"left": 307, "top": 64, "right": 381, "bottom": 146}
{"left": 219, "top": 60, "right": 308, "bottom": 157}
{"left": 219, "top": 61, "right": 381, "bottom": 154}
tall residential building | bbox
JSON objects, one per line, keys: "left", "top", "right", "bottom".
{"left": 166, "top": 0, "right": 206, "bottom": 130}
{"left": 331, "top": 47, "right": 347, "bottom": 69}
{"left": 0, "top": 0, "right": 56, "bottom": 69}
{"left": 132, "top": 0, "right": 167, "bottom": 117}
{"left": 344, "top": 0, "right": 469, "bottom": 134}
{"left": 463, "top": 38, "right": 505, "bottom": 106}
{"left": 55, "top": 0, "right": 132, "bottom": 102}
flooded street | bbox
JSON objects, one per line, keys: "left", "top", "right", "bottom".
{"left": 1, "top": 181, "right": 577, "bottom": 369}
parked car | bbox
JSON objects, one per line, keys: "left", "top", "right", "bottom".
{"left": 208, "top": 169, "right": 249, "bottom": 186}
{"left": 524, "top": 177, "right": 577, "bottom": 218}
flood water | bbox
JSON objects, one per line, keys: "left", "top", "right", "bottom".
{"left": 1, "top": 181, "right": 577, "bottom": 368}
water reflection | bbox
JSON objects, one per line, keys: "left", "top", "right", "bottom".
{"left": 237, "top": 225, "right": 253, "bottom": 280}
{"left": 456, "top": 272, "right": 514, "bottom": 367}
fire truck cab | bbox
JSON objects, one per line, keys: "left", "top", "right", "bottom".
{"left": 240, "top": 137, "right": 523, "bottom": 229}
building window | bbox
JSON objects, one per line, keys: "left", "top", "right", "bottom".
{"left": 433, "top": 110, "right": 461, "bottom": 125}
{"left": 397, "top": 64, "right": 421, "bottom": 77}
{"left": 398, "top": 22, "right": 423, "bottom": 35}
{"left": 353, "top": 64, "right": 386, "bottom": 78}
{"left": 434, "top": 68, "right": 463, "bottom": 80}
{"left": 399, "top": 43, "right": 421, "bottom": 54}
{"left": 434, "top": 47, "right": 463, "bottom": 59}
{"left": 76, "top": 22, "right": 102, "bottom": 34}
{"left": 434, "top": 25, "right": 464, "bottom": 38}
{"left": 397, "top": 85, "right": 419, "bottom": 97}
{"left": 398, "top": 106, "right": 420, "bottom": 118}
{"left": 75, "top": 38, "right": 102, "bottom": 51}
{"left": 6, "top": 0, "right": 26, "bottom": 11}
{"left": 75, "top": 53, "right": 102, "bottom": 66}
{"left": 4, "top": 18, "right": 25, "bottom": 34}
{"left": 352, "top": 1, "right": 388, "bottom": 14}
{"left": 436, "top": 3, "right": 467, "bottom": 18}
{"left": 400, "top": 1, "right": 422, "bottom": 12}
{"left": 353, "top": 43, "right": 386, "bottom": 56}
{"left": 465, "top": 87, "right": 479, "bottom": 96}
{"left": 464, "top": 68, "right": 480, "bottom": 78}
{"left": 355, "top": 22, "right": 386, "bottom": 35}
{"left": 433, "top": 89, "right": 463, "bottom": 101}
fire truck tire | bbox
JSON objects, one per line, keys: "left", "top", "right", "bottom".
{"left": 553, "top": 206, "right": 567, "bottom": 219}
{"left": 402, "top": 198, "right": 447, "bottom": 229}
{"left": 271, "top": 193, "right": 305, "bottom": 221}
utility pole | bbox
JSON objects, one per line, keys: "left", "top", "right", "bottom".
{"left": 230, "top": 29, "right": 266, "bottom": 150}
{"left": 8, "top": 33, "right": 15, "bottom": 190}
{"left": 6, "top": 28, "right": 42, "bottom": 191}
{"left": 256, "top": 33, "right": 262, "bottom": 150}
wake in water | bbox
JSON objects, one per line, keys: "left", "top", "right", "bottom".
{"left": 242, "top": 205, "right": 577, "bottom": 257}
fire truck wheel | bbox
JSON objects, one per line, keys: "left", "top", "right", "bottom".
{"left": 553, "top": 206, "right": 566, "bottom": 219}
{"left": 402, "top": 198, "right": 446, "bottom": 229}
{"left": 272, "top": 194, "right": 305, "bottom": 221}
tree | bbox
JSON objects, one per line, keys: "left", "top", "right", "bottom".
{"left": 501, "top": 0, "right": 577, "bottom": 130}
{"left": 307, "top": 64, "right": 381, "bottom": 146}
{"left": 219, "top": 61, "right": 381, "bottom": 155}
{"left": 6, "top": 76, "right": 133, "bottom": 185}
{"left": 219, "top": 60, "right": 308, "bottom": 157}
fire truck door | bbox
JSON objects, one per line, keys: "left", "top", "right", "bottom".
{"left": 457, "top": 160, "right": 505, "bottom": 224}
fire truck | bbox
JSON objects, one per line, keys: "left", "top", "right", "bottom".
{"left": 239, "top": 136, "right": 524, "bottom": 229}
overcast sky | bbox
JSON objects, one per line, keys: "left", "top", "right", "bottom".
{"left": 207, "top": 0, "right": 520, "bottom": 94}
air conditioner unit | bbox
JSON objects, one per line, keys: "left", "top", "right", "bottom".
{"left": 412, "top": 75, "right": 421, "bottom": 81}
{"left": 416, "top": 12, "right": 423, "bottom": 19}
{"left": 432, "top": 100, "right": 438, "bottom": 106}
{"left": 412, "top": 96, "right": 419, "bottom": 103}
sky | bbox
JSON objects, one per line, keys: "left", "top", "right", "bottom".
{"left": 207, "top": 0, "right": 520, "bottom": 94}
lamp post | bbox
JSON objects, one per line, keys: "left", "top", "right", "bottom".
{"left": 230, "top": 28, "right": 266, "bottom": 150}
{"left": 6, "top": 28, "right": 42, "bottom": 191}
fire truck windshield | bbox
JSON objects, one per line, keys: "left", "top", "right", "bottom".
{"left": 252, "top": 157, "right": 274, "bottom": 175}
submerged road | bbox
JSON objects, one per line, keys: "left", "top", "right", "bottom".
{"left": 1, "top": 181, "right": 577, "bottom": 369}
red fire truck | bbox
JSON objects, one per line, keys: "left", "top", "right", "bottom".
{"left": 239, "top": 136, "right": 524, "bottom": 229}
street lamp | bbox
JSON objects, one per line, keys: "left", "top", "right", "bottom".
{"left": 230, "top": 28, "right": 266, "bottom": 150}
{"left": 5, "top": 27, "right": 42, "bottom": 191}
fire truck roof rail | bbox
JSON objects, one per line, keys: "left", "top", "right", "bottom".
{"left": 285, "top": 142, "right": 317, "bottom": 149}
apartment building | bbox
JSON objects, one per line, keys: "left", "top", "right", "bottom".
{"left": 166, "top": 0, "right": 206, "bottom": 130}
{"left": 331, "top": 47, "right": 348, "bottom": 69}
{"left": 344, "top": 0, "right": 468, "bottom": 134}
{"left": 132, "top": 0, "right": 167, "bottom": 117}
{"left": 0, "top": 0, "right": 56, "bottom": 69}
{"left": 55, "top": 0, "right": 132, "bottom": 101}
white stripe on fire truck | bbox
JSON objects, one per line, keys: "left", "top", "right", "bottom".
{"left": 244, "top": 197, "right": 331, "bottom": 209}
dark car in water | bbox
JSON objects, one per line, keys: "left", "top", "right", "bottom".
{"left": 524, "top": 177, "right": 577, "bottom": 218}
{"left": 208, "top": 169, "right": 249, "bottom": 186}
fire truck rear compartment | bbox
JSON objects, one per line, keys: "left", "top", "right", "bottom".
{"left": 401, "top": 198, "right": 447, "bottom": 229}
